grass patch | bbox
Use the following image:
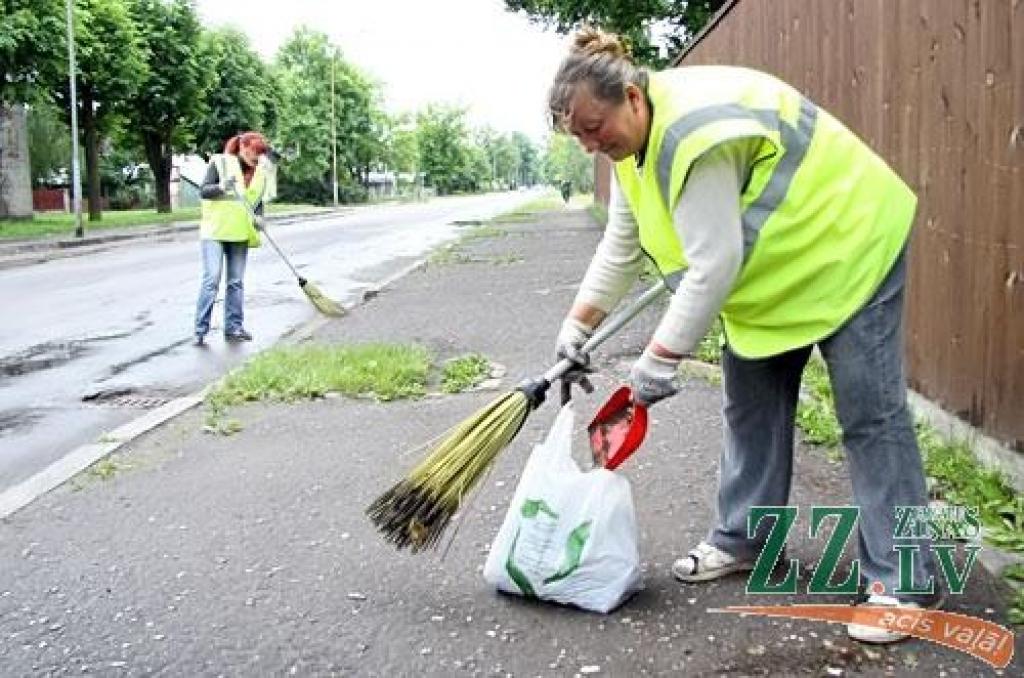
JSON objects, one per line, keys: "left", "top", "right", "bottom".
{"left": 208, "top": 343, "right": 430, "bottom": 410}
{"left": 493, "top": 193, "right": 565, "bottom": 220}
{"left": 441, "top": 354, "right": 491, "bottom": 393}
{"left": 0, "top": 203, "right": 322, "bottom": 240}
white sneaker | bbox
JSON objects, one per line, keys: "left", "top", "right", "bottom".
{"left": 671, "top": 541, "right": 755, "bottom": 582}
{"left": 847, "top": 594, "right": 938, "bottom": 644}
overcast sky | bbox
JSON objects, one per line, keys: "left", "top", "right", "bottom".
{"left": 194, "top": 0, "right": 572, "bottom": 142}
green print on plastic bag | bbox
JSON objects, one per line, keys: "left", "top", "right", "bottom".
{"left": 505, "top": 496, "right": 593, "bottom": 595}
{"left": 543, "top": 520, "right": 592, "bottom": 584}
{"left": 520, "top": 498, "right": 559, "bottom": 520}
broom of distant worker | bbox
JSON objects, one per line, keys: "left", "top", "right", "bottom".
{"left": 366, "top": 279, "right": 668, "bottom": 552}
{"left": 231, "top": 189, "right": 345, "bottom": 317}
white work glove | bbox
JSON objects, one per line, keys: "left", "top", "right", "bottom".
{"left": 223, "top": 176, "right": 238, "bottom": 195}
{"left": 629, "top": 348, "right": 681, "bottom": 407}
{"left": 555, "top": 316, "right": 593, "bottom": 369}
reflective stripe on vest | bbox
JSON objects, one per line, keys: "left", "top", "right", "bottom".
{"left": 658, "top": 98, "right": 818, "bottom": 263}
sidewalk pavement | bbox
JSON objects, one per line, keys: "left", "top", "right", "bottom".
{"left": 0, "top": 209, "right": 1018, "bottom": 676}
{"left": 0, "top": 207, "right": 346, "bottom": 270}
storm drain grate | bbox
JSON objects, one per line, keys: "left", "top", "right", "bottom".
{"left": 82, "top": 389, "right": 174, "bottom": 409}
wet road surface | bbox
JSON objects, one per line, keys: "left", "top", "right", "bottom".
{"left": 0, "top": 191, "right": 539, "bottom": 491}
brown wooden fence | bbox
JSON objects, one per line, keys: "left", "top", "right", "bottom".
{"left": 596, "top": 0, "right": 1023, "bottom": 450}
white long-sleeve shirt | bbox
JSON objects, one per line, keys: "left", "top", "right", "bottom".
{"left": 573, "top": 139, "right": 757, "bottom": 355}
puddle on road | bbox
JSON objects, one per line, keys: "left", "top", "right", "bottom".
{"left": 0, "top": 341, "right": 92, "bottom": 378}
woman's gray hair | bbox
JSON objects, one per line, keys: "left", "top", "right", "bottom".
{"left": 548, "top": 27, "right": 646, "bottom": 131}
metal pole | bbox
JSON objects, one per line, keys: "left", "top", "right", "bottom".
{"left": 66, "top": 0, "right": 83, "bottom": 237}
{"left": 330, "top": 50, "right": 338, "bottom": 208}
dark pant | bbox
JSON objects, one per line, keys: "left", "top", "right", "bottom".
{"left": 708, "top": 249, "right": 936, "bottom": 598}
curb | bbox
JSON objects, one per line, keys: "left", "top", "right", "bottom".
{"left": 0, "top": 249, "right": 437, "bottom": 521}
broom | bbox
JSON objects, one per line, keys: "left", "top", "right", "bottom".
{"left": 366, "top": 279, "right": 668, "bottom": 552}
{"left": 229, "top": 189, "right": 346, "bottom": 317}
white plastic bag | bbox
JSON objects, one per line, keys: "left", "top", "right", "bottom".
{"left": 483, "top": 404, "right": 643, "bottom": 613}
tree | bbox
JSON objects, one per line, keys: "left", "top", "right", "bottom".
{"left": 52, "top": 0, "right": 146, "bottom": 221}
{"left": 124, "top": 0, "right": 211, "bottom": 212}
{"left": 415, "top": 104, "right": 476, "bottom": 195}
{"left": 510, "top": 132, "right": 540, "bottom": 187}
{"left": 27, "top": 100, "right": 71, "bottom": 186}
{"left": 504, "top": 0, "right": 726, "bottom": 66}
{"left": 542, "top": 133, "right": 592, "bottom": 193}
{"left": 272, "top": 29, "right": 389, "bottom": 203}
{"left": 192, "top": 27, "right": 273, "bottom": 156}
{"left": 272, "top": 27, "right": 333, "bottom": 198}
{"left": 0, "top": 0, "right": 65, "bottom": 106}
{"left": 384, "top": 113, "right": 420, "bottom": 191}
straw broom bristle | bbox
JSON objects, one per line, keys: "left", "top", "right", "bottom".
{"left": 367, "top": 390, "right": 531, "bottom": 552}
{"left": 300, "top": 279, "right": 346, "bottom": 316}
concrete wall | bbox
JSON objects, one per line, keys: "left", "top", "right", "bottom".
{"left": 0, "top": 104, "right": 34, "bottom": 218}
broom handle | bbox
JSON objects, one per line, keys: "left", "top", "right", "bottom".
{"left": 229, "top": 186, "right": 308, "bottom": 285}
{"left": 541, "top": 278, "right": 668, "bottom": 383}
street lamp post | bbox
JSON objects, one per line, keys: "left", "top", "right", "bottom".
{"left": 330, "top": 50, "right": 339, "bottom": 208}
{"left": 65, "top": 0, "right": 83, "bottom": 238}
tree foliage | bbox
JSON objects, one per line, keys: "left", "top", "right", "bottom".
{"left": 271, "top": 29, "right": 385, "bottom": 202}
{"left": 192, "top": 27, "right": 273, "bottom": 156}
{"left": 0, "top": 0, "right": 65, "bottom": 106}
{"left": 53, "top": 0, "right": 146, "bottom": 220}
{"left": 124, "top": 0, "right": 210, "bottom": 212}
{"left": 504, "top": 0, "right": 726, "bottom": 66}
{"left": 415, "top": 104, "right": 479, "bottom": 195}
{"left": 542, "top": 133, "right": 592, "bottom": 192}
{"left": 27, "top": 100, "right": 71, "bottom": 186}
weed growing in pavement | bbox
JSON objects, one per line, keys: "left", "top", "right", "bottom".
{"left": 461, "top": 224, "right": 508, "bottom": 240}
{"left": 430, "top": 245, "right": 474, "bottom": 265}
{"left": 487, "top": 253, "right": 523, "bottom": 265}
{"left": 795, "top": 359, "right": 843, "bottom": 459}
{"left": 88, "top": 458, "right": 124, "bottom": 480}
{"left": 695, "top": 319, "right": 724, "bottom": 365}
{"left": 441, "top": 354, "right": 491, "bottom": 393}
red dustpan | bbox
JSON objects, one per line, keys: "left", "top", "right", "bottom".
{"left": 587, "top": 386, "right": 648, "bottom": 470}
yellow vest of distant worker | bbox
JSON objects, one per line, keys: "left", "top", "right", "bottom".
{"left": 615, "top": 66, "right": 916, "bottom": 358}
{"left": 199, "top": 154, "right": 270, "bottom": 247}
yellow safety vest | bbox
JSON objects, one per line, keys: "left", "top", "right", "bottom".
{"left": 615, "top": 66, "right": 916, "bottom": 358}
{"left": 199, "top": 154, "right": 269, "bottom": 247}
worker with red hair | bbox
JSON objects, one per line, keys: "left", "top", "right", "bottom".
{"left": 193, "top": 131, "right": 276, "bottom": 345}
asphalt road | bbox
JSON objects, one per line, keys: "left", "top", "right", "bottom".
{"left": 0, "top": 191, "right": 540, "bottom": 491}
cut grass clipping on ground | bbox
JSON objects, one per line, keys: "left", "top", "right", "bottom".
{"left": 441, "top": 353, "right": 491, "bottom": 393}
{"left": 209, "top": 343, "right": 430, "bottom": 409}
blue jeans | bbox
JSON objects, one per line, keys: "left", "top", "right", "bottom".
{"left": 194, "top": 240, "right": 248, "bottom": 336}
{"left": 708, "top": 248, "right": 936, "bottom": 598}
